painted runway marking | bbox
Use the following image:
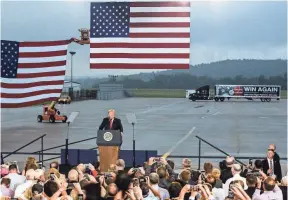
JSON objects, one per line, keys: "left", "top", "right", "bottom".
{"left": 212, "top": 111, "right": 221, "bottom": 115}
{"left": 162, "top": 127, "right": 196, "bottom": 158}
{"left": 201, "top": 116, "right": 207, "bottom": 119}
{"left": 139, "top": 100, "right": 184, "bottom": 114}
{"left": 259, "top": 116, "right": 268, "bottom": 119}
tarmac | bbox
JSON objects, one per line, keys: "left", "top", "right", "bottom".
{"left": 1, "top": 98, "right": 287, "bottom": 172}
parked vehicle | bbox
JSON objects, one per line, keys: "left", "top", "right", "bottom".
{"left": 189, "top": 85, "right": 281, "bottom": 102}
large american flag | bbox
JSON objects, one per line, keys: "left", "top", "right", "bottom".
{"left": 1, "top": 40, "right": 70, "bottom": 108}
{"left": 90, "top": 1, "right": 190, "bottom": 69}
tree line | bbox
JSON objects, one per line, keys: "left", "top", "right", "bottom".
{"left": 101, "top": 73, "right": 287, "bottom": 89}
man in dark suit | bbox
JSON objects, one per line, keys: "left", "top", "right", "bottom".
{"left": 262, "top": 149, "right": 282, "bottom": 182}
{"left": 99, "top": 109, "right": 123, "bottom": 133}
{"left": 220, "top": 156, "right": 235, "bottom": 183}
{"left": 268, "top": 144, "right": 280, "bottom": 162}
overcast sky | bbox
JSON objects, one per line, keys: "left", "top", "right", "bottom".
{"left": 1, "top": 0, "right": 287, "bottom": 77}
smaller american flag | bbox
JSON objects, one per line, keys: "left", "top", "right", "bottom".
{"left": 1, "top": 39, "right": 70, "bottom": 108}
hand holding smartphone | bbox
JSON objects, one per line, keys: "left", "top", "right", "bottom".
{"left": 78, "top": 194, "right": 83, "bottom": 200}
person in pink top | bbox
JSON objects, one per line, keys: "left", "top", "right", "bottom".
{"left": 1, "top": 178, "right": 14, "bottom": 197}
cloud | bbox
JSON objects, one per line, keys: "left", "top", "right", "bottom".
{"left": 1, "top": 0, "right": 287, "bottom": 76}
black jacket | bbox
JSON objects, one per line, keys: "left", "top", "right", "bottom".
{"left": 262, "top": 158, "right": 282, "bottom": 182}
{"left": 220, "top": 167, "right": 233, "bottom": 184}
{"left": 245, "top": 187, "right": 256, "bottom": 198}
{"left": 274, "top": 152, "right": 280, "bottom": 162}
{"left": 99, "top": 117, "right": 123, "bottom": 132}
{"left": 280, "top": 186, "right": 287, "bottom": 200}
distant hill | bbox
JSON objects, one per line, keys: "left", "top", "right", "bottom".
{"left": 73, "top": 59, "right": 287, "bottom": 88}
{"left": 127, "top": 59, "right": 287, "bottom": 80}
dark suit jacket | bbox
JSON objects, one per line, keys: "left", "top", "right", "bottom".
{"left": 262, "top": 158, "right": 282, "bottom": 182}
{"left": 220, "top": 167, "right": 233, "bottom": 184}
{"left": 99, "top": 117, "right": 123, "bottom": 132}
{"left": 280, "top": 186, "right": 287, "bottom": 200}
{"left": 245, "top": 187, "right": 256, "bottom": 198}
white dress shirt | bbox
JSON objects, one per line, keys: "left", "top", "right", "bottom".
{"left": 150, "top": 184, "right": 170, "bottom": 200}
{"left": 14, "top": 180, "right": 35, "bottom": 199}
{"left": 212, "top": 187, "right": 225, "bottom": 200}
{"left": 224, "top": 173, "right": 248, "bottom": 197}
{"left": 267, "top": 158, "right": 274, "bottom": 175}
{"left": 252, "top": 185, "right": 283, "bottom": 200}
{"left": 3, "top": 173, "right": 26, "bottom": 191}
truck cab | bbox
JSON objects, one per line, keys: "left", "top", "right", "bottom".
{"left": 186, "top": 89, "right": 196, "bottom": 98}
{"left": 189, "top": 85, "right": 211, "bottom": 101}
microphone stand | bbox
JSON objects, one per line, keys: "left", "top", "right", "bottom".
{"left": 132, "top": 122, "right": 135, "bottom": 167}
{"left": 65, "top": 122, "right": 70, "bottom": 165}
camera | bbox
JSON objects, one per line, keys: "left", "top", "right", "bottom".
{"left": 67, "top": 183, "right": 75, "bottom": 189}
{"left": 132, "top": 168, "right": 140, "bottom": 173}
{"left": 139, "top": 176, "right": 146, "bottom": 184}
{"left": 83, "top": 164, "right": 89, "bottom": 169}
{"left": 248, "top": 159, "right": 252, "bottom": 165}
{"left": 104, "top": 173, "right": 112, "bottom": 179}
{"left": 228, "top": 184, "right": 235, "bottom": 199}
{"left": 78, "top": 194, "right": 84, "bottom": 200}
{"left": 153, "top": 158, "right": 161, "bottom": 162}
{"left": 132, "top": 178, "right": 139, "bottom": 187}
{"left": 190, "top": 185, "right": 199, "bottom": 191}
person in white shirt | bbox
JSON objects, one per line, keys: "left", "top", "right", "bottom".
{"left": 252, "top": 176, "right": 283, "bottom": 200}
{"left": 224, "top": 164, "right": 248, "bottom": 197}
{"left": 3, "top": 164, "right": 26, "bottom": 191}
{"left": 149, "top": 173, "right": 170, "bottom": 200}
{"left": 14, "top": 169, "right": 37, "bottom": 199}
{"left": 204, "top": 174, "right": 225, "bottom": 200}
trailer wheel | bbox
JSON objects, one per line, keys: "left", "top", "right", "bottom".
{"left": 49, "top": 115, "right": 55, "bottom": 123}
{"left": 261, "top": 98, "right": 265, "bottom": 102}
{"left": 62, "top": 115, "right": 67, "bottom": 123}
{"left": 220, "top": 97, "right": 225, "bottom": 102}
{"left": 37, "top": 115, "right": 43, "bottom": 122}
{"left": 266, "top": 98, "right": 271, "bottom": 102}
{"left": 214, "top": 97, "right": 219, "bottom": 102}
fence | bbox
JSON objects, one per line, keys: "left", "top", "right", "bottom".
{"left": 2, "top": 135, "right": 287, "bottom": 169}
{"left": 61, "top": 89, "right": 98, "bottom": 101}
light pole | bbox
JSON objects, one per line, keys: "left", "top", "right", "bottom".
{"left": 69, "top": 51, "right": 76, "bottom": 99}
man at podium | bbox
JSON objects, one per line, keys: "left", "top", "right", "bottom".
{"left": 99, "top": 109, "right": 123, "bottom": 134}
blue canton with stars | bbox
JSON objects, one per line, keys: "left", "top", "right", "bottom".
{"left": 90, "top": 2, "right": 130, "bottom": 38}
{"left": 1, "top": 40, "right": 19, "bottom": 78}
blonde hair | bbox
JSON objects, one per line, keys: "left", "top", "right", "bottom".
{"left": 108, "top": 164, "right": 117, "bottom": 173}
{"left": 212, "top": 168, "right": 221, "bottom": 179}
{"left": 108, "top": 109, "right": 115, "bottom": 113}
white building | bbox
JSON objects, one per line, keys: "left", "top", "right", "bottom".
{"left": 62, "top": 81, "right": 81, "bottom": 93}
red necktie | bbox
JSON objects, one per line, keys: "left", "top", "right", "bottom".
{"left": 109, "top": 119, "right": 113, "bottom": 129}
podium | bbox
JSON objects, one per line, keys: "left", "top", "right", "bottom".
{"left": 97, "top": 130, "right": 122, "bottom": 172}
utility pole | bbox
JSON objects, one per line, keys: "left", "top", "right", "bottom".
{"left": 69, "top": 51, "right": 76, "bottom": 99}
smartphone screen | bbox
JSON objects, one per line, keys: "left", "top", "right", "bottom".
{"left": 133, "top": 178, "right": 139, "bottom": 187}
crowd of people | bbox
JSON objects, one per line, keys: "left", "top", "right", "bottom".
{"left": 0, "top": 143, "right": 287, "bottom": 200}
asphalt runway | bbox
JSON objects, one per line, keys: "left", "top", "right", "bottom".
{"left": 1, "top": 98, "right": 287, "bottom": 172}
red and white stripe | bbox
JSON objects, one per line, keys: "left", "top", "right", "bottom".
{"left": 90, "top": 1, "right": 190, "bottom": 69}
{"left": 1, "top": 40, "right": 70, "bottom": 108}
